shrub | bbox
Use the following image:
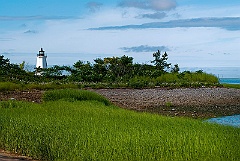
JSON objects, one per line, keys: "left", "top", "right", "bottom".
{"left": 128, "top": 76, "right": 150, "bottom": 88}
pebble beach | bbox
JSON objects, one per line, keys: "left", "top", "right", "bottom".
{"left": 93, "top": 87, "right": 240, "bottom": 118}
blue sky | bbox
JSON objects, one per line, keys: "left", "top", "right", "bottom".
{"left": 0, "top": 0, "right": 240, "bottom": 67}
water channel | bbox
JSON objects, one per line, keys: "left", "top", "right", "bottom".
{"left": 206, "top": 115, "right": 240, "bottom": 128}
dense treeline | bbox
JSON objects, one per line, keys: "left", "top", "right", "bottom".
{"left": 0, "top": 55, "right": 34, "bottom": 82}
{"left": 0, "top": 51, "right": 220, "bottom": 89}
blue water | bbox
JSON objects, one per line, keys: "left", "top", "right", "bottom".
{"left": 181, "top": 67, "right": 240, "bottom": 79}
{"left": 206, "top": 115, "right": 240, "bottom": 128}
{"left": 219, "top": 78, "right": 240, "bottom": 84}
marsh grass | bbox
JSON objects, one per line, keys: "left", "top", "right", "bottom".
{"left": 25, "top": 82, "right": 81, "bottom": 90}
{"left": 0, "top": 93, "right": 239, "bottom": 160}
{"left": 223, "top": 84, "right": 240, "bottom": 89}
{"left": 0, "top": 82, "right": 81, "bottom": 92}
{"left": 129, "top": 72, "right": 220, "bottom": 88}
{"left": 0, "top": 82, "right": 23, "bottom": 91}
{"left": 42, "top": 89, "right": 111, "bottom": 105}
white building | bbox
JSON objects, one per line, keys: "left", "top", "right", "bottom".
{"left": 36, "top": 48, "right": 47, "bottom": 69}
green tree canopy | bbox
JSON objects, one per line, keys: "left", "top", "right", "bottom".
{"left": 151, "top": 50, "right": 171, "bottom": 72}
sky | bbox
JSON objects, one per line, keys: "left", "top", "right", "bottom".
{"left": 0, "top": 0, "right": 240, "bottom": 68}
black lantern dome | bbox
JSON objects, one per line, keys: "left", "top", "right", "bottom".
{"left": 38, "top": 48, "right": 45, "bottom": 56}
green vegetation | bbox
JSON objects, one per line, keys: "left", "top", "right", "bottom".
{"left": 0, "top": 82, "right": 80, "bottom": 92}
{"left": 0, "top": 50, "right": 221, "bottom": 90}
{"left": 0, "top": 55, "right": 35, "bottom": 82}
{"left": 128, "top": 71, "right": 219, "bottom": 88}
{"left": 0, "top": 89, "right": 239, "bottom": 160}
{"left": 0, "top": 82, "right": 23, "bottom": 91}
{"left": 43, "top": 89, "right": 111, "bottom": 105}
{"left": 0, "top": 50, "right": 238, "bottom": 160}
{"left": 223, "top": 84, "right": 240, "bottom": 89}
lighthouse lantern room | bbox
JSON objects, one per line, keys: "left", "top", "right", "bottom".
{"left": 36, "top": 48, "right": 47, "bottom": 69}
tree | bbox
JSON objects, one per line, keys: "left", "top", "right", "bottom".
{"left": 0, "top": 55, "right": 32, "bottom": 81}
{"left": 41, "top": 66, "right": 63, "bottom": 77}
{"left": 93, "top": 58, "right": 107, "bottom": 82}
{"left": 19, "top": 61, "right": 25, "bottom": 70}
{"left": 171, "top": 64, "right": 180, "bottom": 73}
{"left": 151, "top": 50, "right": 171, "bottom": 76}
{"left": 71, "top": 60, "right": 94, "bottom": 82}
{"left": 103, "top": 55, "right": 133, "bottom": 81}
{"left": 132, "top": 63, "right": 154, "bottom": 77}
{"left": 151, "top": 50, "right": 171, "bottom": 71}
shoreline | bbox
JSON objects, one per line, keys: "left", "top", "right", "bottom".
{"left": 1, "top": 87, "right": 239, "bottom": 119}
{"left": 93, "top": 87, "right": 240, "bottom": 119}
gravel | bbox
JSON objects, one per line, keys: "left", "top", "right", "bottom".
{"left": 93, "top": 87, "right": 240, "bottom": 118}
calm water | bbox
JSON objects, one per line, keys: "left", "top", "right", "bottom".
{"left": 206, "top": 115, "right": 240, "bottom": 128}
{"left": 219, "top": 78, "right": 240, "bottom": 84}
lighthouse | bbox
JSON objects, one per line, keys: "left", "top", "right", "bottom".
{"left": 36, "top": 48, "right": 47, "bottom": 69}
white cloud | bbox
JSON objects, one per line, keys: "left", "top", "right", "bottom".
{"left": 121, "top": 45, "right": 169, "bottom": 52}
{"left": 150, "top": 0, "right": 176, "bottom": 11}
{"left": 137, "top": 12, "right": 167, "bottom": 19}
{"left": 118, "top": 0, "right": 176, "bottom": 11}
{"left": 89, "top": 17, "right": 240, "bottom": 31}
{"left": 86, "top": 1, "right": 103, "bottom": 12}
{"left": 24, "top": 30, "right": 38, "bottom": 34}
{"left": 172, "top": 5, "right": 240, "bottom": 20}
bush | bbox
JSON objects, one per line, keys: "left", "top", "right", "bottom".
{"left": 128, "top": 76, "right": 150, "bottom": 88}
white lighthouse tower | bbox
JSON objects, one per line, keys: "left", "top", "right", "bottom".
{"left": 36, "top": 48, "right": 47, "bottom": 69}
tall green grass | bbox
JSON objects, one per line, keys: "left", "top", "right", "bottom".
{"left": 0, "top": 82, "right": 23, "bottom": 91}
{"left": 223, "top": 84, "right": 240, "bottom": 89}
{"left": 42, "top": 89, "right": 111, "bottom": 105}
{"left": 0, "top": 82, "right": 81, "bottom": 92}
{"left": 25, "top": 82, "right": 81, "bottom": 90}
{"left": 129, "top": 72, "right": 220, "bottom": 88}
{"left": 0, "top": 90, "right": 239, "bottom": 160}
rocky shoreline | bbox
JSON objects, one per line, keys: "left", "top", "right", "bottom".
{"left": 0, "top": 87, "right": 240, "bottom": 118}
{"left": 93, "top": 87, "right": 240, "bottom": 118}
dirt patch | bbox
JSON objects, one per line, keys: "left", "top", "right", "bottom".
{"left": 0, "top": 149, "right": 38, "bottom": 161}
{"left": 0, "top": 90, "right": 43, "bottom": 103}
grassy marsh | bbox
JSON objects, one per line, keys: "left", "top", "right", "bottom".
{"left": 223, "top": 84, "right": 240, "bottom": 89}
{"left": 0, "top": 89, "right": 239, "bottom": 160}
